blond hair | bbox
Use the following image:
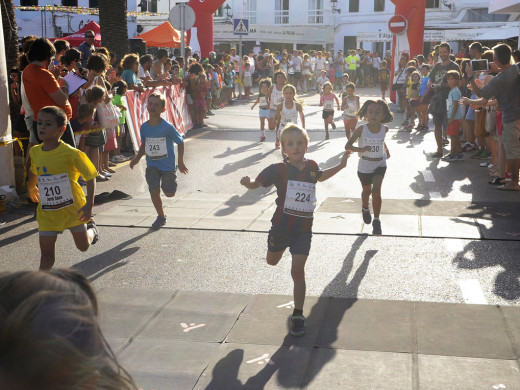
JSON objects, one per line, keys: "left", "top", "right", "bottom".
{"left": 280, "top": 124, "right": 310, "bottom": 147}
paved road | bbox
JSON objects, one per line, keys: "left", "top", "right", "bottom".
{"left": 3, "top": 86, "right": 520, "bottom": 389}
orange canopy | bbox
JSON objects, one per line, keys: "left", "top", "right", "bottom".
{"left": 135, "top": 22, "right": 186, "bottom": 48}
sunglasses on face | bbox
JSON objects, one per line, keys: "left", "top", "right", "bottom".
{"left": 86, "top": 35, "right": 94, "bottom": 38}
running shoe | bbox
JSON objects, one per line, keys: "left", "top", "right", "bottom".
{"left": 290, "top": 315, "right": 306, "bottom": 337}
{"left": 372, "top": 219, "right": 382, "bottom": 235}
{"left": 207, "top": 110, "right": 214, "bottom": 116}
{"left": 465, "top": 144, "right": 478, "bottom": 152}
{"left": 456, "top": 154, "right": 464, "bottom": 161}
{"left": 442, "top": 155, "right": 458, "bottom": 162}
{"left": 442, "top": 138, "right": 449, "bottom": 145}
{"left": 87, "top": 220, "right": 99, "bottom": 245}
{"left": 405, "top": 122, "right": 414, "bottom": 130}
{"left": 260, "top": 136, "right": 266, "bottom": 142}
{"left": 151, "top": 215, "right": 167, "bottom": 229}
{"left": 362, "top": 207, "right": 372, "bottom": 224}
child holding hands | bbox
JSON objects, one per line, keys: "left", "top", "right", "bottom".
{"left": 241, "top": 124, "right": 351, "bottom": 336}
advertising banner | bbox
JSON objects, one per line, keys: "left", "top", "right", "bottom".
{"left": 124, "top": 85, "right": 192, "bottom": 152}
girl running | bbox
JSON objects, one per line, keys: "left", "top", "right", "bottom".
{"left": 267, "top": 71, "right": 287, "bottom": 131}
{"left": 345, "top": 99, "right": 393, "bottom": 235}
{"left": 274, "top": 84, "right": 305, "bottom": 149}
{"left": 251, "top": 78, "right": 272, "bottom": 142}
{"left": 320, "top": 81, "right": 340, "bottom": 140}
{"left": 341, "top": 82, "right": 360, "bottom": 139}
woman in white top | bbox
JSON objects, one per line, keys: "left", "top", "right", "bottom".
{"left": 345, "top": 99, "right": 393, "bottom": 236}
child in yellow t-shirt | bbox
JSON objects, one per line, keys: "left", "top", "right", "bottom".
{"left": 28, "top": 106, "right": 99, "bottom": 270}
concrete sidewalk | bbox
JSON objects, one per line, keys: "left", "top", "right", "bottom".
{"left": 94, "top": 192, "right": 520, "bottom": 241}
{"left": 100, "top": 288, "right": 520, "bottom": 389}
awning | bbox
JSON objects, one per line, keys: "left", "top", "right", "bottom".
{"left": 475, "top": 25, "right": 519, "bottom": 41}
{"left": 135, "top": 22, "right": 186, "bottom": 48}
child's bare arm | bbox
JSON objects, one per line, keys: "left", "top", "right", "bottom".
{"left": 177, "top": 142, "right": 188, "bottom": 174}
{"left": 251, "top": 97, "right": 260, "bottom": 110}
{"left": 345, "top": 126, "right": 366, "bottom": 152}
{"left": 130, "top": 143, "right": 146, "bottom": 169}
{"left": 297, "top": 103, "right": 305, "bottom": 129}
{"left": 27, "top": 171, "right": 40, "bottom": 203}
{"left": 240, "top": 176, "right": 262, "bottom": 190}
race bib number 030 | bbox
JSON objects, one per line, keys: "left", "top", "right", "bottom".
{"left": 284, "top": 180, "right": 316, "bottom": 218}
{"left": 38, "top": 174, "right": 74, "bottom": 210}
{"left": 362, "top": 137, "right": 385, "bottom": 158}
{"left": 146, "top": 137, "right": 168, "bottom": 160}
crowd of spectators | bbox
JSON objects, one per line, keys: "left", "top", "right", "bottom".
{"left": 392, "top": 40, "right": 520, "bottom": 191}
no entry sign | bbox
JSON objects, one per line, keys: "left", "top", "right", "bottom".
{"left": 388, "top": 15, "right": 408, "bottom": 35}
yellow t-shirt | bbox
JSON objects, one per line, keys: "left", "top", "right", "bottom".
{"left": 30, "top": 142, "right": 98, "bottom": 231}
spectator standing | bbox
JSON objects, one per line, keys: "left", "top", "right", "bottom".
{"left": 424, "top": 42, "right": 460, "bottom": 157}
{"left": 463, "top": 43, "right": 520, "bottom": 191}
{"left": 78, "top": 30, "right": 95, "bottom": 67}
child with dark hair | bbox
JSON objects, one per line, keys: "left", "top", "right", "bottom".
{"left": 251, "top": 78, "right": 272, "bottom": 142}
{"left": 345, "top": 99, "right": 393, "bottom": 235}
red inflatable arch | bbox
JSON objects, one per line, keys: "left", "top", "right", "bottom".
{"left": 187, "top": 0, "right": 226, "bottom": 59}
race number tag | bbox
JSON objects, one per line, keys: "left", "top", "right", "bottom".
{"left": 324, "top": 100, "right": 334, "bottom": 110}
{"left": 245, "top": 71, "right": 251, "bottom": 77}
{"left": 282, "top": 113, "right": 298, "bottom": 126}
{"left": 346, "top": 105, "right": 357, "bottom": 116}
{"left": 145, "top": 137, "right": 168, "bottom": 160}
{"left": 284, "top": 180, "right": 316, "bottom": 218}
{"left": 38, "top": 174, "right": 74, "bottom": 210}
{"left": 259, "top": 96, "right": 268, "bottom": 107}
{"left": 273, "top": 95, "right": 284, "bottom": 106}
{"left": 362, "top": 137, "right": 385, "bottom": 159}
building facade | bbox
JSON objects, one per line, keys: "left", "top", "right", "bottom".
{"left": 13, "top": 0, "right": 519, "bottom": 55}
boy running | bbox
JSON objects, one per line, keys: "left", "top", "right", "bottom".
{"left": 130, "top": 93, "right": 188, "bottom": 228}
{"left": 240, "top": 125, "right": 350, "bottom": 336}
{"left": 28, "top": 106, "right": 99, "bottom": 270}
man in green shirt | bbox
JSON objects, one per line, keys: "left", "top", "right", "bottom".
{"left": 344, "top": 50, "right": 358, "bottom": 83}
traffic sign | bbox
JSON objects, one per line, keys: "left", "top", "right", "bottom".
{"left": 169, "top": 4, "right": 196, "bottom": 30}
{"left": 233, "top": 19, "right": 249, "bottom": 35}
{"left": 388, "top": 15, "right": 408, "bottom": 35}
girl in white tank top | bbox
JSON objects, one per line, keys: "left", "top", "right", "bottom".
{"left": 274, "top": 84, "right": 305, "bottom": 149}
{"left": 344, "top": 99, "right": 393, "bottom": 236}
{"left": 267, "top": 71, "right": 287, "bottom": 131}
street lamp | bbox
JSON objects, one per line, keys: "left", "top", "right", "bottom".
{"left": 224, "top": 4, "right": 232, "bottom": 19}
{"left": 330, "top": 0, "right": 341, "bottom": 14}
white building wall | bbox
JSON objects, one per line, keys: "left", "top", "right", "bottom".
{"left": 15, "top": 0, "right": 138, "bottom": 41}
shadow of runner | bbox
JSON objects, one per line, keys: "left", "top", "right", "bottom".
{"left": 72, "top": 230, "right": 153, "bottom": 281}
{"left": 202, "top": 236, "right": 375, "bottom": 389}
{"left": 215, "top": 150, "right": 277, "bottom": 177}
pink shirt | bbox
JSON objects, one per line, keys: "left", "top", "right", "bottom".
{"left": 320, "top": 93, "right": 336, "bottom": 110}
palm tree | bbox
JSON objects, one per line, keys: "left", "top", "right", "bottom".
{"left": 99, "top": 0, "right": 129, "bottom": 62}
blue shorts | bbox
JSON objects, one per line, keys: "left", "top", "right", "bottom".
{"left": 465, "top": 107, "right": 475, "bottom": 121}
{"left": 269, "top": 109, "right": 277, "bottom": 119}
{"left": 259, "top": 108, "right": 270, "bottom": 118}
{"left": 267, "top": 226, "right": 312, "bottom": 256}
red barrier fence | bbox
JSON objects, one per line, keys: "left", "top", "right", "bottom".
{"left": 123, "top": 85, "right": 193, "bottom": 152}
